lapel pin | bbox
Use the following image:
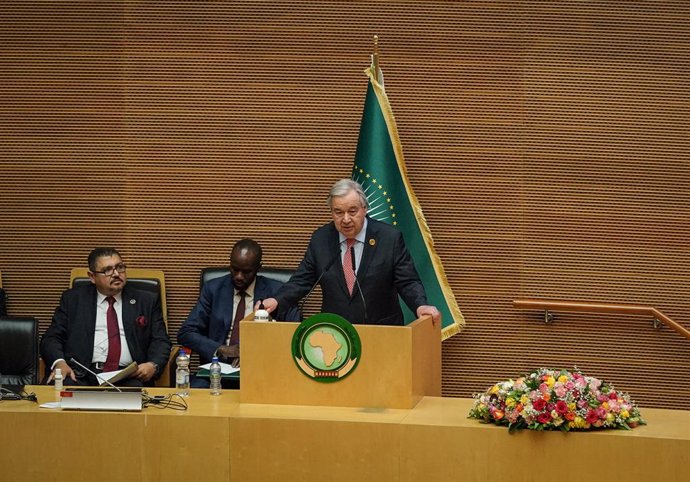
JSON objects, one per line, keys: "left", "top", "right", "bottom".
{"left": 369, "top": 238, "right": 376, "bottom": 246}
{"left": 130, "top": 299, "right": 136, "bottom": 305}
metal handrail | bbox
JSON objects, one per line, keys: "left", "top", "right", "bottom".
{"left": 513, "top": 298, "right": 690, "bottom": 341}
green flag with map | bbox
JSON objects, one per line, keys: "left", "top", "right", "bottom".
{"left": 352, "top": 61, "right": 464, "bottom": 339}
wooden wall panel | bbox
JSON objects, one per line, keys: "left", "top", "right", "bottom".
{"left": 1, "top": 1, "right": 688, "bottom": 408}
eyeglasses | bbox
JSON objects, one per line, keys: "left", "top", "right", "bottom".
{"left": 92, "top": 263, "right": 127, "bottom": 277}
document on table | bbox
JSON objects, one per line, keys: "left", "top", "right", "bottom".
{"left": 198, "top": 361, "right": 239, "bottom": 375}
{"left": 98, "top": 361, "right": 138, "bottom": 386}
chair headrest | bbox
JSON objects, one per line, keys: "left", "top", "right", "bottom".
{"left": 0, "top": 316, "right": 38, "bottom": 333}
{"left": 72, "top": 277, "right": 160, "bottom": 295}
{"left": 200, "top": 267, "right": 294, "bottom": 288}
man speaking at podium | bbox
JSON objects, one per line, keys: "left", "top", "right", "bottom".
{"left": 261, "top": 179, "right": 440, "bottom": 326}
{"left": 40, "top": 247, "right": 172, "bottom": 386}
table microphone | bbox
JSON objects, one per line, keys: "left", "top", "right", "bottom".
{"left": 298, "top": 244, "right": 345, "bottom": 320}
{"left": 350, "top": 245, "right": 368, "bottom": 324}
{"left": 69, "top": 358, "right": 122, "bottom": 392}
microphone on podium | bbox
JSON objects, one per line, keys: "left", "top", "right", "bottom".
{"left": 69, "top": 357, "right": 122, "bottom": 392}
{"left": 298, "top": 242, "right": 345, "bottom": 320}
{"left": 350, "top": 245, "right": 368, "bottom": 324}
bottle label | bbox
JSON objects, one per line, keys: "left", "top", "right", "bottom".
{"left": 176, "top": 372, "right": 189, "bottom": 384}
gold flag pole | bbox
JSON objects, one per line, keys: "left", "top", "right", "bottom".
{"left": 371, "top": 35, "right": 384, "bottom": 87}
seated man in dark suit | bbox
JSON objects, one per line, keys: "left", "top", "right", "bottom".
{"left": 40, "top": 247, "right": 172, "bottom": 386}
{"left": 178, "top": 238, "right": 299, "bottom": 388}
{"left": 261, "top": 179, "right": 441, "bottom": 326}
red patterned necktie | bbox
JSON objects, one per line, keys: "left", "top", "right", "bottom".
{"left": 343, "top": 238, "right": 356, "bottom": 295}
{"left": 103, "top": 296, "right": 121, "bottom": 371}
{"left": 228, "top": 291, "right": 246, "bottom": 345}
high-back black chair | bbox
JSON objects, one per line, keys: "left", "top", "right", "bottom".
{"left": 0, "top": 288, "right": 6, "bottom": 317}
{"left": 200, "top": 267, "right": 294, "bottom": 288}
{"left": 0, "top": 317, "right": 39, "bottom": 385}
{"left": 0, "top": 270, "right": 6, "bottom": 317}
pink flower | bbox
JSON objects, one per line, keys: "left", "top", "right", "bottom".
{"left": 136, "top": 315, "right": 147, "bottom": 327}
{"left": 554, "top": 385, "right": 567, "bottom": 398}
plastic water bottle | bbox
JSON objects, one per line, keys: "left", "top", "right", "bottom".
{"left": 209, "top": 356, "right": 222, "bottom": 396}
{"left": 176, "top": 349, "right": 190, "bottom": 397}
{"left": 54, "top": 368, "right": 64, "bottom": 392}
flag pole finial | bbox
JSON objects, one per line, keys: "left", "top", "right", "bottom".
{"left": 371, "top": 35, "right": 383, "bottom": 85}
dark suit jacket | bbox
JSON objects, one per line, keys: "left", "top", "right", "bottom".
{"left": 275, "top": 218, "right": 428, "bottom": 325}
{"left": 40, "top": 284, "right": 171, "bottom": 380}
{"left": 177, "top": 274, "right": 300, "bottom": 365}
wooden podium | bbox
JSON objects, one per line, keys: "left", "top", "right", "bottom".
{"left": 239, "top": 315, "right": 441, "bottom": 409}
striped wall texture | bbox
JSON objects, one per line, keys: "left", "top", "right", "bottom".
{"left": 1, "top": 1, "right": 689, "bottom": 409}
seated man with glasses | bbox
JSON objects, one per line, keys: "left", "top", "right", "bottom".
{"left": 40, "top": 247, "right": 171, "bottom": 386}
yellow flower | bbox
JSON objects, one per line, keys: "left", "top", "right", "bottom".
{"left": 546, "top": 376, "right": 555, "bottom": 387}
{"left": 505, "top": 398, "right": 517, "bottom": 408}
{"left": 602, "top": 401, "right": 609, "bottom": 410}
{"left": 606, "top": 413, "right": 615, "bottom": 423}
{"left": 567, "top": 402, "right": 576, "bottom": 411}
{"left": 490, "top": 384, "right": 500, "bottom": 395}
{"left": 520, "top": 395, "right": 530, "bottom": 405}
{"left": 621, "top": 410, "right": 629, "bottom": 419}
{"left": 558, "top": 375, "right": 568, "bottom": 384}
{"left": 573, "top": 416, "right": 587, "bottom": 428}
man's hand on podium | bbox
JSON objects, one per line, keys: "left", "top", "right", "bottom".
{"left": 417, "top": 305, "right": 441, "bottom": 326}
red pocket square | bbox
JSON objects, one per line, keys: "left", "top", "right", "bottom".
{"left": 136, "top": 315, "right": 147, "bottom": 327}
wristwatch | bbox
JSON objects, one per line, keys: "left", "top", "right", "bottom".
{"left": 149, "top": 361, "right": 159, "bottom": 372}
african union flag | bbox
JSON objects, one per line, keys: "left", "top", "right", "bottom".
{"left": 352, "top": 60, "right": 464, "bottom": 339}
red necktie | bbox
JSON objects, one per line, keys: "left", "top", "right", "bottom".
{"left": 104, "top": 296, "right": 121, "bottom": 371}
{"left": 228, "top": 291, "right": 246, "bottom": 346}
{"left": 343, "top": 238, "right": 356, "bottom": 295}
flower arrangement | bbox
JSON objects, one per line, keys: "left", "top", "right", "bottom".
{"left": 468, "top": 368, "right": 645, "bottom": 432}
